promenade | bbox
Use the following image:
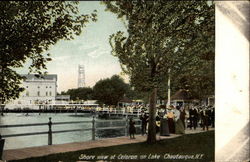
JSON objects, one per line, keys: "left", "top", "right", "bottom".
{"left": 2, "top": 128, "right": 213, "bottom": 161}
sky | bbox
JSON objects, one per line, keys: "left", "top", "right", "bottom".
{"left": 17, "top": 2, "right": 128, "bottom": 93}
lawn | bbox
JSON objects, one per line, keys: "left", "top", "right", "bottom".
{"left": 12, "top": 131, "right": 214, "bottom": 162}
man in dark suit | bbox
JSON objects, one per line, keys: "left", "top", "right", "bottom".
{"left": 210, "top": 107, "right": 215, "bottom": 128}
{"left": 189, "top": 107, "right": 198, "bottom": 130}
{"left": 140, "top": 113, "right": 148, "bottom": 135}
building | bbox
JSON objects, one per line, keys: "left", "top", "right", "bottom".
{"left": 117, "top": 96, "right": 132, "bottom": 108}
{"left": 7, "top": 74, "right": 57, "bottom": 107}
{"left": 170, "top": 89, "right": 198, "bottom": 107}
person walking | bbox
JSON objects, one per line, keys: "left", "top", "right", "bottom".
{"left": 189, "top": 106, "right": 198, "bottom": 130}
{"left": 174, "top": 106, "right": 185, "bottom": 134}
{"left": 140, "top": 113, "right": 148, "bottom": 136}
{"left": 211, "top": 107, "right": 215, "bottom": 128}
{"left": 160, "top": 113, "right": 170, "bottom": 136}
{"left": 155, "top": 112, "right": 161, "bottom": 133}
{"left": 180, "top": 106, "right": 186, "bottom": 129}
{"left": 129, "top": 118, "right": 136, "bottom": 139}
{"left": 167, "top": 105, "right": 175, "bottom": 134}
{"left": 200, "top": 107, "right": 209, "bottom": 131}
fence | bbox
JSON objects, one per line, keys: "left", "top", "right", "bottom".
{"left": 0, "top": 116, "right": 141, "bottom": 146}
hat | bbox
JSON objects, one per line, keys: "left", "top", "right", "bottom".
{"left": 169, "top": 105, "right": 174, "bottom": 109}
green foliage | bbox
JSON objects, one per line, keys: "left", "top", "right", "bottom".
{"left": 126, "top": 88, "right": 149, "bottom": 103}
{"left": 0, "top": 1, "right": 97, "bottom": 103}
{"left": 63, "top": 87, "right": 94, "bottom": 101}
{"left": 104, "top": 1, "right": 214, "bottom": 99}
{"left": 103, "top": 1, "right": 214, "bottom": 143}
{"left": 93, "top": 75, "right": 130, "bottom": 106}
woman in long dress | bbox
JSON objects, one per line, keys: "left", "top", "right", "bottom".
{"left": 160, "top": 113, "right": 170, "bottom": 136}
{"left": 167, "top": 106, "right": 175, "bottom": 134}
{"left": 174, "top": 106, "right": 185, "bottom": 134}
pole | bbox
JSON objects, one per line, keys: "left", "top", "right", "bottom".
{"left": 167, "top": 68, "right": 171, "bottom": 107}
{"left": 48, "top": 117, "right": 52, "bottom": 145}
{"left": 125, "top": 114, "right": 128, "bottom": 136}
{"left": 92, "top": 115, "right": 96, "bottom": 140}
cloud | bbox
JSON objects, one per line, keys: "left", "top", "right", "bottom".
{"left": 83, "top": 46, "right": 109, "bottom": 59}
{"left": 52, "top": 55, "right": 71, "bottom": 61}
{"left": 87, "top": 50, "right": 108, "bottom": 58}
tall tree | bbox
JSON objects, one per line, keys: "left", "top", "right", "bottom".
{"left": 93, "top": 75, "right": 130, "bottom": 106}
{"left": 64, "top": 87, "right": 93, "bottom": 101}
{"left": 0, "top": 1, "right": 97, "bottom": 103}
{"left": 104, "top": 1, "right": 214, "bottom": 143}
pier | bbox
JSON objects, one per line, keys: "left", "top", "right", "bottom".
{"left": 1, "top": 104, "right": 143, "bottom": 118}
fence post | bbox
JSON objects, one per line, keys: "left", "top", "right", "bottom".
{"left": 125, "top": 115, "right": 128, "bottom": 136}
{"left": 48, "top": 117, "right": 52, "bottom": 145}
{"left": 92, "top": 115, "right": 95, "bottom": 140}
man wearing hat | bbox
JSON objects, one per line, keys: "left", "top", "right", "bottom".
{"left": 189, "top": 106, "right": 198, "bottom": 130}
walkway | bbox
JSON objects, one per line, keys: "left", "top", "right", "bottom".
{"left": 2, "top": 128, "right": 213, "bottom": 161}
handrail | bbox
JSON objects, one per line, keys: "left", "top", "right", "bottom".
{"left": 52, "top": 121, "right": 91, "bottom": 125}
{"left": 96, "top": 119, "right": 126, "bottom": 122}
{"left": 0, "top": 123, "right": 48, "bottom": 128}
{"left": 0, "top": 121, "right": 92, "bottom": 128}
{"left": 96, "top": 126, "right": 125, "bottom": 130}
{"left": 2, "top": 131, "right": 48, "bottom": 138}
{"left": 0, "top": 116, "right": 142, "bottom": 147}
{"left": 97, "top": 119, "right": 140, "bottom": 123}
{"left": 0, "top": 119, "right": 140, "bottom": 128}
{"left": 52, "top": 128, "right": 92, "bottom": 134}
{"left": 1, "top": 125, "right": 142, "bottom": 138}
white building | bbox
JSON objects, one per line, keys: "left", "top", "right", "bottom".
{"left": 7, "top": 74, "right": 57, "bottom": 107}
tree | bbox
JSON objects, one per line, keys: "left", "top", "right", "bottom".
{"left": 64, "top": 87, "right": 93, "bottom": 101}
{"left": 126, "top": 87, "right": 148, "bottom": 103}
{"left": 104, "top": 1, "right": 214, "bottom": 143}
{"left": 0, "top": 1, "right": 97, "bottom": 103}
{"left": 93, "top": 75, "right": 130, "bottom": 106}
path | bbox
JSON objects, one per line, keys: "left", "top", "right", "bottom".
{"left": 2, "top": 128, "right": 213, "bottom": 161}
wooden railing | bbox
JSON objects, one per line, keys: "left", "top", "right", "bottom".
{"left": 0, "top": 116, "right": 141, "bottom": 146}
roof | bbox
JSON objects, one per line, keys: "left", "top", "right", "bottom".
{"left": 119, "top": 96, "right": 132, "bottom": 103}
{"left": 171, "top": 89, "right": 192, "bottom": 100}
{"left": 22, "top": 74, "right": 57, "bottom": 81}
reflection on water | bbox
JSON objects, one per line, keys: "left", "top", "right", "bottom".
{"left": 0, "top": 113, "right": 140, "bottom": 150}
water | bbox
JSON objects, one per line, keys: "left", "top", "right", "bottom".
{"left": 0, "top": 113, "right": 141, "bottom": 150}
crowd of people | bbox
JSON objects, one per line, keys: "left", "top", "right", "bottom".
{"left": 129, "top": 105, "right": 215, "bottom": 138}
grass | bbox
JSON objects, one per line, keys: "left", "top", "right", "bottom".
{"left": 12, "top": 131, "right": 214, "bottom": 162}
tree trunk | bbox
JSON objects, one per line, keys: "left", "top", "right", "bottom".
{"left": 147, "top": 87, "right": 157, "bottom": 143}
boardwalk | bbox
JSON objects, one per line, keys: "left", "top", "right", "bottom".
{"left": 2, "top": 128, "right": 213, "bottom": 161}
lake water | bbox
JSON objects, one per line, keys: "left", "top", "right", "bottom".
{"left": 0, "top": 113, "right": 141, "bottom": 150}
